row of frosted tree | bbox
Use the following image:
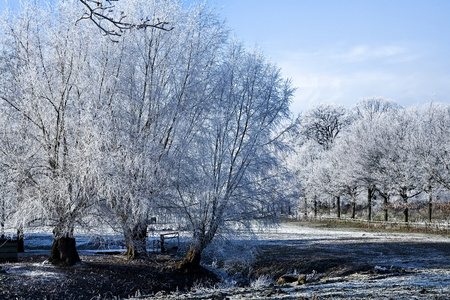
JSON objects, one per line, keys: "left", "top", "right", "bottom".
{"left": 285, "top": 99, "right": 450, "bottom": 223}
{"left": 0, "top": 0, "right": 293, "bottom": 267}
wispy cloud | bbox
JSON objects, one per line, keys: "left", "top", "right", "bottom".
{"left": 275, "top": 44, "right": 442, "bottom": 115}
{"left": 334, "top": 45, "right": 410, "bottom": 62}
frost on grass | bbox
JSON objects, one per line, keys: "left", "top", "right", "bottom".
{"left": 175, "top": 223, "right": 450, "bottom": 299}
{"left": 0, "top": 223, "right": 449, "bottom": 299}
{"left": 144, "top": 223, "right": 450, "bottom": 299}
{"left": 250, "top": 274, "right": 272, "bottom": 288}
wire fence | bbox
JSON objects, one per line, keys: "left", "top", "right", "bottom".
{"left": 309, "top": 216, "right": 450, "bottom": 234}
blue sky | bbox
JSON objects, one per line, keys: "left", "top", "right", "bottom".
{"left": 1, "top": 0, "right": 450, "bottom": 115}
{"left": 206, "top": 0, "right": 450, "bottom": 115}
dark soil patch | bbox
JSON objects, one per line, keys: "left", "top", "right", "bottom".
{"left": 251, "top": 238, "right": 450, "bottom": 281}
{"left": 0, "top": 253, "right": 218, "bottom": 300}
{"left": 251, "top": 244, "right": 373, "bottom": 280}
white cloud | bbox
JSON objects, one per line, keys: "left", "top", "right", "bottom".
{"left": 288, "top": 70, "right": 449, "bottom": 115}
{"left": 274, "top": 45, "right": 445, "bottom": 116}
{"left": 333, "top": 45, "right": 409, "bottom": 62}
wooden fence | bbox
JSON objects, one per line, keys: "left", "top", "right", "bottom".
{"left": 312, "top": 217, "right": 450, "bottom": 234}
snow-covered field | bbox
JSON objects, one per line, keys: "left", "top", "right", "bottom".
{"left": 151, "top": 222, "right": 450, "bottom": 299}
{"left": 2, "top": 222, "right": 449, "bottom": 299}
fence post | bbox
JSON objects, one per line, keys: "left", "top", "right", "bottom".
{"left": 160, "top": 234, "right": 166, "bottom": 253}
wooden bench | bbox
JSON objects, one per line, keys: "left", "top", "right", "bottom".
{"left": 0, "top": 239, "right": 18, "bottom": 262}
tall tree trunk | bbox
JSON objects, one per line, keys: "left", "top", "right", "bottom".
{"left": 304, "top": 197, "right": 308, "bottom": 218}
{"left": 179, "top": 245, "right": 202, "bottom": 271}
{"left": 349, "top": 193, "right": 356, "bottom": 219}
{"left": 313, "top": 198, "right": 318, "bottom": 218}
{"left": 17, "top": 228, "right": 24, "bottom": 253}
{"left": 351, "top": 201, "right": 356, "bottom": 219}
{"left": 336, "top": 196, "right": 341, "bottom": 219}
{"left": 179, "top": 225, "right": 218, "bottom": 271}
{"left": 49, "top": 236, "right": 80, "bottom": 266}
{"left": 427, "top": 187, "right": 432, "bottom": 223}
{"left": 402, "top": 195, "right": 409, "bottom": 223}
{"left": 381, "top": 193, "right": 389, "bottom": 222}
{"left": 124, "top": 223, "right": 148, "bottom": 260}
{"left": 367, "top": 187, "right": 374, "bottom": 221}
{"left": 328, "top": 198, "right": 331, "bottom": 216}
{"left": 49, "top": 225, "right": 80, "bottom": 266}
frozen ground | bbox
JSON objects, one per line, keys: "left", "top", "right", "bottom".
{"left": 1, "top": 222, "right": 449, "bottom": 299}
{"left": 252, "top": 222, "right": 450, "bottom": 271}
{"left": 149, "top": 222, "right": 450, "bottom": 299}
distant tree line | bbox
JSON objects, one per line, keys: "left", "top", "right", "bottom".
{"left": 283, "top": 99, "right": 450, "bottom": 224}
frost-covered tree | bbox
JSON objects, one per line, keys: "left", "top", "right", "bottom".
{"left": 327, "top": 136, "right": 362, "bottom": 219}
{"left": 305, "top": 100, "right": 448, "bottom": 223}
{"left": 347, "top": 98, "right": 400, "bottom": 221}
{"left": 423, "top": 103, "right": 450, "bottom": 191}
{"left": 0, "top": 104, "right": 38, "bottom": 250}
{"left": 278, "top": 119, "right": 312, "bottom": 218}
{"left": 305, "top": 149, "right": 344, "bottom": 218}
{"left": 173, "top": 42, "right": 293, "bottom": 270}
{"left": 0, "top": 1, "right": 102, "bottom": 265}
{"left": 291, "top": 104, "right": 350, "bottom": 218}
{"left": 412, "top": 102, "right": 450, "bottom": 221}
{"left": 292, "top": 139, "right": 324, "bottom": 218}
{"left": 77, "top": 0, "right": 173, "bottom": 37}
{"left": 354, "top": 97, "right": 399, "bottom": 121}
{"left": 370, "top": 108, "right": 424, "bottom": 222}
{"left": 94, "top": 0, "right": 228, "bottom": 259}
{"left": 299, "top": 104, "right": 350, "bottom": 151}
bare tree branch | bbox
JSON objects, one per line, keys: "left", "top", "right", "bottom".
{"left": 77, "top": 0, "right": 173, "bottom": 37}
